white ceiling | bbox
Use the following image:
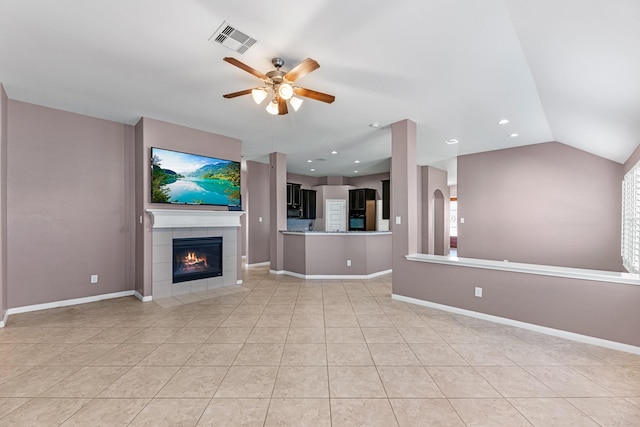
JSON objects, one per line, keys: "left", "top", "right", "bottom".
{"left": 1, "top": 0, "right": 639, "bottom": 184}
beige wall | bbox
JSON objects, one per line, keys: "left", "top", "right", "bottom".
{"left": 7, "top": 100, "right": 136, "bottom": 308}
{"left": 458, "top": 141, "right": 623, "bottom": 271}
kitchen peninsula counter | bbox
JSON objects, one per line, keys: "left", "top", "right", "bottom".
{"left": 281, "top": 231, "right": 392, "bottom": 278}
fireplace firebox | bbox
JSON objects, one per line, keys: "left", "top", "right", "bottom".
{"left": 172, "top": 236, "right": 222, "bottom": 283}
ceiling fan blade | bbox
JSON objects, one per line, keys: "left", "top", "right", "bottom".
{"left": 284, "top": 58, "right": 320, "bottom": 82}
{"left": 222, "top": 89, "right": 253, "bottom": 99}
{"left": 223, "top": 57, "right": 268, "bottom": 80}
{"left": 293, "top": 87, "right": 335, "bottom": 104}
{"left": 278, "top": 97, "right": 288, "bottom": 115}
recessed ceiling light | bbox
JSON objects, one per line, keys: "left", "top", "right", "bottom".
{"left": 497, "top": 118, "right": 510, "bottom": 125}
{"left": 331, "top": 150, "right": 338, "bottom": 155}
{"left": 307, "top": 160, "right": 312, "bottom": 163}
{"left": 310, "top": 168, "right": 315, "bottom": 172}
{"left": 354, "top": 170, "right": 358, "bottom": 173}
{"left": 445, "top": 139, "right": 459, "bottom": 145}
{"left": 354, "top": 160, "right": 360, "bottom": 164}
{"left": 510, "top": 133, "right": 519, "bottom": 138}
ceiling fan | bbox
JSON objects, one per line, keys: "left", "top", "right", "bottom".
{"left": 222, "top": 57, "right": 335, "bottom": 115}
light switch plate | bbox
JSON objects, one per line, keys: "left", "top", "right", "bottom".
{"left": 395, "top": 216, "right": 401, "bottom": 225}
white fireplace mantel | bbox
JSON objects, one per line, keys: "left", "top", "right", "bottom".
{"left": 146, "top": 209, "right": 244, "bottom": 229}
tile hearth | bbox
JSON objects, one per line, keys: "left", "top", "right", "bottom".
{"left": 0, "top": 264, "right": 639, "bottom": 426}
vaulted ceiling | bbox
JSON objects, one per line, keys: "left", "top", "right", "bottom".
{"left": 1, "top": 0, "right": 639, "bottom": 183}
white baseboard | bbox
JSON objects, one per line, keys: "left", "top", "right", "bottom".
{"left": 269, "top": 269, "right": 285, "bottom": 275}
{"left": 392, "top": 293, "right": 640, "bottom": 356}
{"left": 134, "top": 291, "right": 153, "bottom": 302}
{"left": 245, "top": 261, "right": 270, "bottom": 268}
{"left": 0, "top": 290, "right": 153, "bottom": 327}
{"left": 0, "top": 310, "right": 8, "bottom": 328}
{"left": 275, "top": 269, "right": 393, "bottom": 280}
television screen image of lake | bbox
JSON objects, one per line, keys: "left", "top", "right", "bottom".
{"left": 167, "top": 177, "right": 235, "bottom": 205}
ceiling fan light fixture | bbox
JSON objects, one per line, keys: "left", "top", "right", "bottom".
{"left": 278, "top": 83, "right": 294, "bottom": 100}
{"left": 251, "top": 88, "right": 267, "bottom": 104}
{"left": 289, "top": 96, "right": 303, "bottom": 111}
{"left": 266, "top": 99, "right": 279, "bottom": 115}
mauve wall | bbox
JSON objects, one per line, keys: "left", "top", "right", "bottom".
{"left": 282, "top": 234, "right": 392, "bottom": 275}
{"left": 247, "top": 161, "right": 270, "bottom": 264}
{"left": 390, "top": 120, "right": 640, "bottom": 348}
{"left": 348, "top": 172, "right": 390, "bottom": 199}
{"left": 421, "top": 166, "right": 450, "bottom": 255}
{"left": 0, "top": 85, "right": 7, "bottom": 319}
{"left": 458, "top": 142, "right": 623, "bottom": 271}
{"left": 287, "top": 172, "right": 320, "bottom": 189}
{"left": 7, "top": 100, "right": 136, "bottom": 308}
{"left": 394, "top": 261, "right": 640, "bottom": 347}
{"left": 135, "top": 117, "right": 242, "bottom": 296}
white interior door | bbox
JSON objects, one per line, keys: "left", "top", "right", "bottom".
{"left": 325, "top": 199, "right": 346, "bottom": 232}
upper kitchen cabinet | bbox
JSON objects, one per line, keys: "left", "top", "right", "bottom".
{"left": 287, "top": 183, "right": 301, "bottom": 207}
{"left": 382, "top": 179, "right": 390, "bottom": 220}
{"left": 300, "top": 189, "right": 317, "bottom": 219}
{"left": 349, "top": 189, "right": 376, "bottom": 211}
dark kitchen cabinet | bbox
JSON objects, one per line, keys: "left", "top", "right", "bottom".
{"left": 287, "top": 183, "right": 301, "bottom": 207}
{"left": 349, "top": 188, "right": 377, "bottom": 231}
{"left": 300, "top": 189, "right": 316, "bottom": 219}
{"left": 349, "top": 189, "right": 376, "bottom": 211}
{"left": 382, "top": 179, "right": 390, "bottom": 220}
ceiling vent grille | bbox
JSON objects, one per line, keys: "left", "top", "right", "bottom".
{"left": 209, "top": 22, "right": 257, "bottom": 55}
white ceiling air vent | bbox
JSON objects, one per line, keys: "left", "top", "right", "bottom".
{"left": 209, "top": 22, "right": 257, "bottom": 54}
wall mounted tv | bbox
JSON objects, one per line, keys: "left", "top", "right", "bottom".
{"left": 150, "top": 147, "right": 241, "bottom": 207}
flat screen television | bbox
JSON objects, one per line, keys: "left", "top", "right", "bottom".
{"left": 150, "top": 147, "right": 241, "bottom": 207}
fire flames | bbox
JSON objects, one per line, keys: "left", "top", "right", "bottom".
{"left": 178, "top": 251, "right": 208, "bottom": 271}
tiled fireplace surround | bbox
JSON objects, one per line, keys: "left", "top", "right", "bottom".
{"left": 147, "top": 210, "right": 243, "bottom": 300}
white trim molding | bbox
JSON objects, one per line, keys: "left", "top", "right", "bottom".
{"left": 393, "top": 293, "right": 640, "bottom": 355}
{"left": 1, "top": 290, "right": 140, "bottom": 327}
{"left": 146, "top": 209, "right": 244, "bottom": 229}
{"left": 406, "top": 253, "right": 640, "bottom": 286}
{"left": 245, "top": 261, "right": 270, "bottom": 268}
{"left": 134, "top": 291, "right": 153, "bottom": 302}
{"left": 0, "top": 311, "right": 8, "bottom": 328}
{"left": 274, "top": 269, "right": 392, "bottom": 280}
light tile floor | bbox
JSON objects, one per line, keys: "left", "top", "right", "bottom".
{"left": 1, "top": 265, "right": 639, "bottom": 426}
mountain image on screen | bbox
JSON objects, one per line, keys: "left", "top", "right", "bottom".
{"left": 150, "top": 147, "right": 240, "bottom": 206}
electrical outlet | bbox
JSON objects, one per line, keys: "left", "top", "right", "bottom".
{"left": 91, "top": 275, "right": 99, "bottom": 284}
{"left": 346, "top": 260, "right": 352, "bottom": 266}
{"left": 259, "top": 217, "right": 263, "bottom": 222}
{"left": 475, "top": 287, "right": 482, "bottom": 297}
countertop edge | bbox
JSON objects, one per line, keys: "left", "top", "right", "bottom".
{"left": 282, "top": 231, "right": 392, "bottom": 235}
